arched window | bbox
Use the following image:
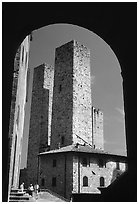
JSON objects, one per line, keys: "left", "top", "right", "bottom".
{"left": 82, "top": 158, "right": 87, "bottom": 167}
{"left": 100, "top": 177, "right": 105, "bottom": 187}
{"left": 83, "top": 176, "right": 88, "bottom": 187}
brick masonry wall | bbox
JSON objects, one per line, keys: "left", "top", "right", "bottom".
{"left": 39, "top": 153, "right": 73, "bottom": 200}
{"left": 27, "top": 64, "right": 54, "bottom": 185}
{"left": 92, "top": 107, "right": 104, "bottom": 150}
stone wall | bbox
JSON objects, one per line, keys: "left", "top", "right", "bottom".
{"left": 78, "top": 154, "right": 126, "bottom": 194}
{"left": 39, "top": 152, "right": 127, "bottom": 199}
{"left": 73, "top": 41, "right": 92, "bottom": 146}
{"left": 43, "top": 65, "right": 54, "bottom": 145}
{"left": 92, "top": 107, "right": 104, "bottom": 150}
{"left": 72, "top": 155, "right": 79, "bottom": 193}
{"left": 39, "top": 153, "right": 73, "bottom": 200}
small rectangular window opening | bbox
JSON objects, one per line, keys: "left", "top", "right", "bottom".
{"left": 41, "top": 178, "right": 45, "bottom": 187}
{"left": 59, "top": 84, "right": 62, "bottom": 93}
{"left": 53, "top": 159, "right": 56, "bottom": 167}
{"left": 52, "top": 177, "right": 56, "bottom": 187}
{"left": 61, "top": 136, "right": 64, "bottom": 145}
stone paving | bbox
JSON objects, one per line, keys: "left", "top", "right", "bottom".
{"left": 29, "top": 192, "right": 67, "bottom": 202}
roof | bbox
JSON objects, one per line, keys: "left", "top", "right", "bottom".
{"left": 39, "top": 144, "right": 127, "bottom": 161}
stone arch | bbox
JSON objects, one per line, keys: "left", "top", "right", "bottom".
{"left": 3, "top": 3, "right": 136, "bottom": 201}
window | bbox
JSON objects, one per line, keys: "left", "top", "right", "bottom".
{"left": 52, "top": 177, "right": 56, "bottom": 187}
{"left": 98, "top": 159, "right": 104, "bottom": 168}
{"left": 41, "top": 178, "right": 45, "bottom": 186}
{"left": 82, "top": 158, "right": 87, "bottom": 167}
{"left": 22, "top": 46, "right": 24, "bottom": 64}
{"left": 61, "top": 136, "right": 64, "bottom": 145}
{"left": 83, "top": 176, "right": 88, "bottom": 187}
{"left": 53, "top": 159, "right": 56, "bottom": 167}
{"left": 59, "top": 84, "right": 62, "bottom": 93}
{"left": 100, "top": 177, "right": 105, "bottom": 187}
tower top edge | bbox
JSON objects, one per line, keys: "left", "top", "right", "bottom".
{"left": 55, "top": 40, "right": 90, "bottom": 52}
{"left": 92, "top": 106, "right": 103, "bottom": 113}
{"left": 34, "top": 63, "right": 54, "bottom": 70}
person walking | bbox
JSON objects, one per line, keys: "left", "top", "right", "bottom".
{"left": 34, "top": 184, "right": 39, "bottom": 200}
{"left": 20, "top": 182, "right": 24, "bottom": 193}
{"left": 28, "top": 184, "right": 34, "bottom": 196}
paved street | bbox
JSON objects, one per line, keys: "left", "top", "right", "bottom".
{"left": 29, "top": 191, "right": 67, "bottom": 202}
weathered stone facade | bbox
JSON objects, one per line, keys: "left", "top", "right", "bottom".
{"left": 39, "top": 145, "right": 127, "bottom": 199}
{"left": 8, "top": 35, "right": 30, "bottom": 196}
{"left": 27, "top": 64, "right": 54, "bottom": 185}
{"left": 51, "top": 40, "right": 92, "bottom": 150}
{"left": 92, "top": 107, "right": 104, "bottom": 150}
{"left": 38, "top": 153, "right": 73, "bottom": 199}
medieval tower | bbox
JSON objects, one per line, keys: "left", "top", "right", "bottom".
{"left": 8, "top": 35, "right": 31, "bottom": 197}
{"left": 51, "top": 40, "right": 93, "bottom": 150}
{"left": 27, "top": 64, "right": 54, "bottom": 184}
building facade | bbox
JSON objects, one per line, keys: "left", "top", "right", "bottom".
{"left": 27, "top": 64, "right": 54, "bottom": 185}
{"left": 38, "top": 144, "right": 127, "bottom": 200}
{"left": 8, "top": 35, "right": 31, "bottom": 195}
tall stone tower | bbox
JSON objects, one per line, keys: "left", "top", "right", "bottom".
{"left": 92, "top": 107, "right": 104, "bottom": 150}
{"left": 8, "top": 35, "right": 31, "bottom": 196}
{"left": 51, "top": 40, "right": 92, "bottom": 150}
{"left": 27, "top": 64, "right": 54, "bottom": 184}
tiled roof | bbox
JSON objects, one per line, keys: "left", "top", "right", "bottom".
{"left": 39, "top": 144, "right": 127, "bottom": 160}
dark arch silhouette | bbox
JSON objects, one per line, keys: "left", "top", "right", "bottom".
{"left": 3, "top": 2, "right": 137, "bottom": 201}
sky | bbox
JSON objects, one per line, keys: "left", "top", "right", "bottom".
{"left": 20, "top": 24, "right": 126, "bottom": 169}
